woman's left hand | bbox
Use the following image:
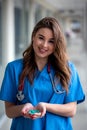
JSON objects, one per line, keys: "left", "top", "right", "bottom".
{"left": 36, "top": 102, "right": 46, "bottom": 116}
{"left": 31, "top": 102, "right": 46, "bottom": 120}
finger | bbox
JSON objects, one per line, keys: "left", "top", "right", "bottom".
{"left": 33, "top": 112, "right": 41, "bottom": 116}
{"left": 29, "top": 113, "right": 41, "bottom": 119}
{"left": 41, "top": 110, "right": 46, "bottom": 117}
{"left": 22, "top": 108, "right": 28, "bottom": 114}
{"left": 23, "top": 113, "right": 34, "bottom": 119}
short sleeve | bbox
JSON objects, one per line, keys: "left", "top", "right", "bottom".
{"left": 64, "top": 63, "right": 85, "bottom": 104}
{"left": 0, "top": 63, "right": 17, "bottom": 103}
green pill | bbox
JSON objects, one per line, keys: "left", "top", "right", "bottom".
{"left": 28, "top": 110, "right": 40, "bottom": 114}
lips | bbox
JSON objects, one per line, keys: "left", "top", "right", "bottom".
{"left": 39, "top": 47, "right": 48, "bottom": 53}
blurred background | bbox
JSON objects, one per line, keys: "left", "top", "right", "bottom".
{"left": 0, "top": 0, "right": 87, "bottom": 130}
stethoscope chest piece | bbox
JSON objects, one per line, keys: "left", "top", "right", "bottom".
{"left": 16, "top": 90, "right": 24, "bottom": 101}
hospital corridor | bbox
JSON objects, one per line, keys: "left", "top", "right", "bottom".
{"left": 0, "top": 0, "right": 87, "bottom": 130}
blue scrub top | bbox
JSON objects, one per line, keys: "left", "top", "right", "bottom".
{"left": 0, "top": 59, "right": 85, "bottom": 130}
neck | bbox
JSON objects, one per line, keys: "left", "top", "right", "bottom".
{"left": 35, "top": 58, "right": 48, "bottom": 71}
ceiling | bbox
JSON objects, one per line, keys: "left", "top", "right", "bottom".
{"left": 35, "top": 0, "right": 87, "bottom": 17}
{"left": 44, "top": 0, "right": 87, "bottom": 18}
{"left": 46, "top": 0, "right": 87, "bottom": 10}
{"left": 1, "top": 0, "right": 87, "bottom": 16}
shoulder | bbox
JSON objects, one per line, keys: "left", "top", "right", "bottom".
{"left": 7, "top": 59, "right": 23, "bottom": 67}
{"left": 68, "top": 61, "right": 79, "bottom": 83}
{"left": 5, "top": 58, "right": 23, "bottom": 73}
{"left": 68, "top": 61, "right": 77, "bottom": 72}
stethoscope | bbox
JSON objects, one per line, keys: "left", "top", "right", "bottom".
{"left": 47, "top": 63, "right": 65, "bottom": 94}
{"left": 16, "top": 63, "right": 65, "bottom": 101}
{"left": 16, "top": 81, "right": 25, "bottom": 101}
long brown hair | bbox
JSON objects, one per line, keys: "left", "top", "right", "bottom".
{"left": 20, "top": 17, "right": 71, "bottom": 92}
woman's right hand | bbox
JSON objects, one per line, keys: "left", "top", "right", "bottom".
{"left": 21, "top": 103, "right": 34, "bottom": 119}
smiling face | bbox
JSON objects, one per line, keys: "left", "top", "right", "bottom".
{"left": 32, "top": 28, "right": 55, "bottom": 61}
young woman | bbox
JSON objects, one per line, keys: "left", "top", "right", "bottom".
{"left": 0, "top": 17, "right": 85, "bottom": 130}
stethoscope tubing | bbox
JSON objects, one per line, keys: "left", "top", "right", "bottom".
{"left": 16, "top": 63, "right": 65, "bottom": 101}
{"left": 48, "top": 73, "right": 65, "bottom": 94}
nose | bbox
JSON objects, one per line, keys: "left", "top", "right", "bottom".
{"left": 43, "top": 41, "right": 48, "bottom": 47}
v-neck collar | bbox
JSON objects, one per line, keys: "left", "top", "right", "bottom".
{"left": 35, "top": 64, "right": 55, "bottom": 80}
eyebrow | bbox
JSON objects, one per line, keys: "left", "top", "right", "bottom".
{"left": 38, "top": 34, "right": 44, "bottom": 37}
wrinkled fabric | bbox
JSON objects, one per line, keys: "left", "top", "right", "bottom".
{"left": 0, "top": 59, "right": 85, "bottom": 130}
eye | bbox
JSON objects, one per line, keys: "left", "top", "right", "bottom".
{"left": 38, "top": 36, "right": 44, "bottom": 40}
{"left": 49, "top": 40, "right": 54, "bottom": 44}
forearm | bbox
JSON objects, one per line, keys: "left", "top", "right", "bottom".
{"left": 45, "top": 102, "right": 77, "bottom": 117}
{"left": 5, "top": 101, "right": 24, "bottom": 118}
